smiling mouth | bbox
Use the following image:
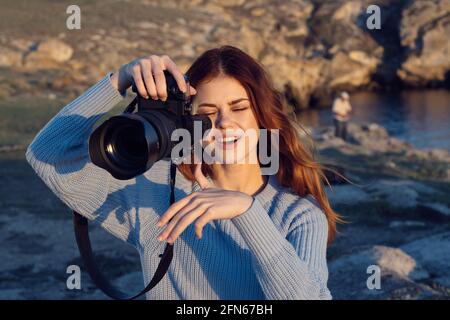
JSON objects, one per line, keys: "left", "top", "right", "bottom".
{"left": 216, "top": 136, "right": 240, "bottom": 143}
{"left": 214, "top": 135, "right": 243, "bottom": 149}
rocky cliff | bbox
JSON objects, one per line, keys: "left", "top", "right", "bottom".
{"left": 0, "top": 0, "right": 448, "bottom": 109}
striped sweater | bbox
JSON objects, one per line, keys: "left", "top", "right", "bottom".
{"left": 25, "top": 74, "right": 332, "bottom": 300}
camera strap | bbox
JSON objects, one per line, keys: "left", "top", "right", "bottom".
{"left": 72, "top": 161, "right": 177, "bottom": 300}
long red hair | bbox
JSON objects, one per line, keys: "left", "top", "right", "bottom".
{"left": 177, "top": 45, "right": 341, "bottom": 244}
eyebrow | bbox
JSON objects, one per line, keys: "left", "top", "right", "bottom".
{"left": 197, "top": 98, "right": 249, "bottom": 108}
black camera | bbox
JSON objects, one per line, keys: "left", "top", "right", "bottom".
{"left": 89, "top": 71, "right": 212, "bottom": 180}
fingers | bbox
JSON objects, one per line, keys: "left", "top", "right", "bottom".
{"left": 162, "top": 55, "right": 187, "bottom": 93}
{"left": 131, "top": 63, "right": 148, "bottom": 99}
{"left": 130, "top": 55, "right": 194, "bottom": 101}
{"left": 194, "top": 163, "right": 212, "bottom": 189}
{"left": 156, "top": 186, "right": 221, "bottom": 243}
{"left": 157, "top": 192, "right": 197, "bottom": 227}
{"left": 162, "top": 55, "right": 197, "bottom": 96}
{"left": 150, "top": 56, "right": 167, "bottom": 101}
{"left": 157, "top": 202, "right": 208, "bottom": 243}
{"left": 188, "top": 85, "right": 197, "bottom": 95}
{"left": 194, "top": 211, "right": 214, "bottom": 239}
{"left": 159, "top": 198, "right": 201, "bottom": 232}
{"left": 139, "top": 59, "right": 158, "bottom": 100}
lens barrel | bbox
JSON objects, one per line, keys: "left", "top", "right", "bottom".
{"left": 89, "top": 71, "right": 212, "bottom": 180}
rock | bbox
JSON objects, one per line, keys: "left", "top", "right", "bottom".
{"left": 421, "top": 203, "right": 450, "bottom": 216}
{"left": 346, "top": 122, "right": 389, "bottom": 149}
{"left": 364, "top": 179, "right": 436, "bottom": 208}
{"left": 310, "top": 121, "right": 449, "bottom": 182}
{"left": 387, "top": 137, "right": 412, "bottom": 153}
{"left": 332, "top": 1, "right": 364, "bottom": 21}
{"left": 329, "top": 51, "right": 379, "bottom": 90}
{"left": 9, "top": 38, "right": 34, "bottom": 51}
{"left": 115, "top": 271, "right": 145, "bottom": 296}
{"left": 427, "top": 148, "right": 450, "bottom": 161}
{"left": 325, "top": 184, "right": 371, "bottom": 205}
{"left": 364, "top": 123, "right": 388, "bottom": 135}
{"left": 329, "top": 245, "right": 431, "bottom": 299}
{"left": 238, "top": 24, "right": 265, "bottom": 59}
{"left": 0, "top": 47, "right": 22, "bottom": 67}
{"left": 201, "top": 0, "right": 384, "bottom": 110}
{"left": 264, "top": 57, "right": 327, "bottom": 111}
{"left": 0, "top": 0, "right": 447, "bottom": 105}
{"left": 0, "top": 145, "right": 24, "bottom": 153}
{"left": 389, "top": 220, "right": 427, "bottom": 228}
{"left": 401, "top": 232, "right": 450, "bottom": 281}
{"left": 316, "top": 136, "right": 347, "bottom": 149}
{"left": 136, "top": 21, "right": 158, "bottom": 29}
{"left": 24, "top": 38, "right": 73, "bottom": 68}
{"left": 398, "top": 0, "right": 450, "bottom": 86}
{"left": 250, "top": 7, "right": 266, "bottom": 17}
{"left": 405, "top": 148, "right": 429, "bottom": 159}
{"left": 213, "top": 0, "right": 245, "bottom": 7}
{"left": 0, "top": 288, "right": 23, "bottom": 299}
{"left": 434, "top": 276, "right": 450, "bottom": 288}
{"left": 348, "top": 50, "right": 379, "bottom": 69}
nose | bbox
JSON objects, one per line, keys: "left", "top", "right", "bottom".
{"left": 215, "top": 110, "right": 236, "bottom": 130}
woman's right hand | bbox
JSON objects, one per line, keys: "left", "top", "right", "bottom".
{"left": 110, "top": 55, "right": 197, "bottom": 101}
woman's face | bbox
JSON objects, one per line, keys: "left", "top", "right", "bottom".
{"left": 192, "top": 74, "right": 260, "bottom": 164}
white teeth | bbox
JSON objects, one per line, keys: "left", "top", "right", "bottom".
{"left": 217, "top": 136, "right": 239, "bottom": 143}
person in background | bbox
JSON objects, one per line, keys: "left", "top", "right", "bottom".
{"left": 332, "top": 91, "right": 352, "bottom": 141}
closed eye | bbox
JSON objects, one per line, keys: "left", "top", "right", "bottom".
{"left": 197, "top": 105, "right": 249, "bottom": 115}
{"left": 232, "top": 107, "right": 249, "bottom": 112}
{"left": 199, "top": 111, "right": 216, "bottom": 115}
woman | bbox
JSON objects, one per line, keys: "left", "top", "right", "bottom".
{"left": 26, "top": 45, "right": 339, "bottom": 300}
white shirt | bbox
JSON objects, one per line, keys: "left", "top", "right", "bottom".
{"left": 332, "top": 98, "right": 352, "bottom": 121}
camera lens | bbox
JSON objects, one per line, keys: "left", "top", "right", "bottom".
{"left": 89, "top": 70, "right": 212, "bottom": 180}
{"left": 105, "top": 123, "right": 148, "bottom": 169}
{"left": 89, "top": 115, "right": 161, "bottom": 180}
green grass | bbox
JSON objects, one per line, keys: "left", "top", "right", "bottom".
{"left": 0, "top": 0, "right": 204, "bottom": 42}
{"left": 0, "top": 0, "right": 127, "bottom": 38}
{"left": 0, "top": 96, "right": 132, "bottom": 219}
{"left": 0, "top": 97, "right": 130, "bottom": 148}
{"left": 0, "top": 98, "right": 63, "bottom": 147}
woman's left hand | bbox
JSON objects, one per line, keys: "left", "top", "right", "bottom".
{"left": 156, "top": 164, "right": 254, "bottom": 243}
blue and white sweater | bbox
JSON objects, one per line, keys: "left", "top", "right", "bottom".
{"left": 25, "top": 74, "right": 332, "bottom": 300}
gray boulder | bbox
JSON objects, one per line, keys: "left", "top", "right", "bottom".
{"left": 328, "top": 245, "right": 432, "bottom": 299}
{"left": 398, "top": 0, "right": 450, "bottom": 86}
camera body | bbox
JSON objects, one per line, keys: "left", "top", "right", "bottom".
{"left": 89, "top": 71, "right": 211, "bottom": 180}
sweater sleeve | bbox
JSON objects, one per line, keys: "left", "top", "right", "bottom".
{"left": 25, "top": 74, "right": 161, "bottom": 248}
{"left": 231, "top": 197, "right": 332, "bottom": 300}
